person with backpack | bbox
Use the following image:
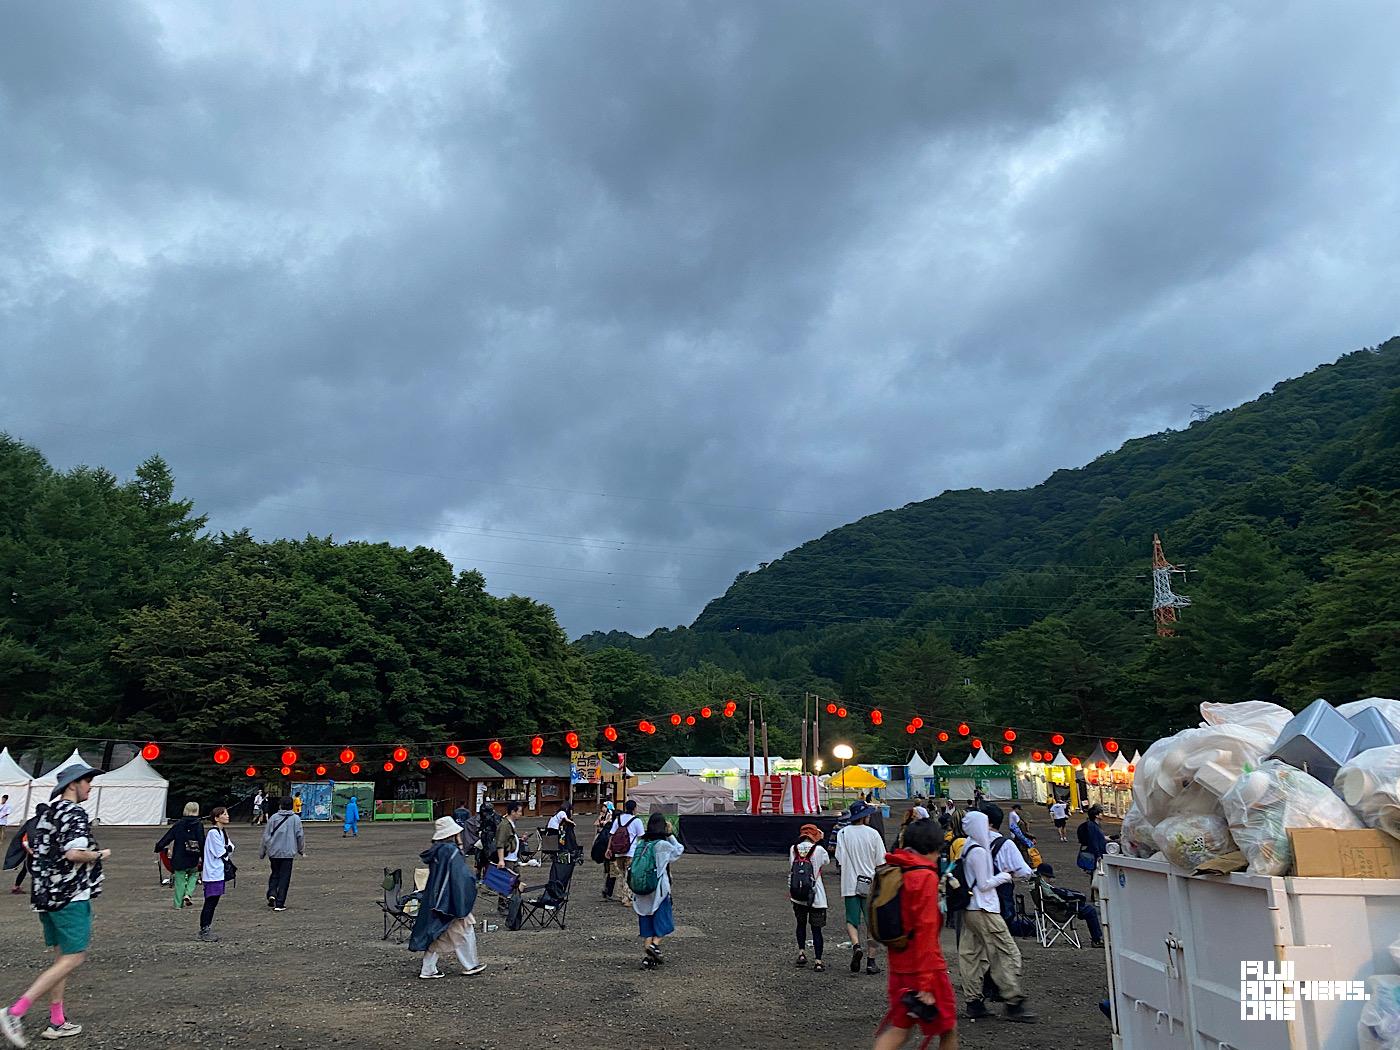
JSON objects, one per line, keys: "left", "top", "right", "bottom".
{"left": 952, "top": 810, "right": 1036, "bottom": 1023}
{"left": 259, "top": 796, "right": 305, "bottom": 911}
{"left": 979, "top": 804, "right": 1033, "bottom": 926}
{"left": 154, "top": 802, "right": 205, "bottom": 910}
{"left": 869, "top": 819, "right": 958, "bottom": 1050}
{"left": 788, "top": 824, "right": 830, "bottom": 972}
{"left": 1, "top": 762, "right": 111, "bottom": 1046}
{"left": 837, "top": 801, "right": 886, "bottom": 976}
{"left": 604, "top": 799, "right": 643, "bottom": 905}
{"left": 630, "top": 813, "right": 684, "bottom": 970}
{"left": 475, "top": 801, "right": 499, "bottom": 880}
{"left": 1076, "top": 805, "right": 1108, "bottom": 877}
{"left": 5, "top": 805, "right": 46, "bottom": 896}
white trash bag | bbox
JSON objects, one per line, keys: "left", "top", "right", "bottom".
{"left": 1199, "top": 700, "right": 1295, "bottom": 737}
{"left": 1359, "top": 975, "right": 1400, "bottom": 1050}
{"left": 1120, "top": 804, "right": 1159, "bottom": 859}
{"left": 1133, "top": 723, "right": 1277, "bottom": 824}
{"left": 1334, "top": 745, "right": 1400, "bottom": 839}
{"left": 1220, "top": 759, "right": 1363, "bottom": 875}
{"left": 1154, "top": 812, "right": 1237, "bottom": 871}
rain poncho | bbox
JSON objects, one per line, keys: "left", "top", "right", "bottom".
{"left": 343, "top": 796, "right": 360, "bottom": 835}
{"left": 409, "top": 840, "right": 478, "bottom": 952}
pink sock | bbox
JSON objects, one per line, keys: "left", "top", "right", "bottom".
{"left": 50, "top": 1002, "right": 65, "bottom": 1027}
{"left": 9, "top": 997, "right": 31, "bottom": 1018}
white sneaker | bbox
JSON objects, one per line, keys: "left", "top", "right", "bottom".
{"left": 463, "top": 964, "right": 487, "bottom": 976}
{"left": 0, "top": 1012, "right": 27, "bottom": 1048}
{"left": 40, "top": 1023, "right": 82, "bottom": 1041}
{"left": 418, "top": 971, "right": 444, "bottom": 980}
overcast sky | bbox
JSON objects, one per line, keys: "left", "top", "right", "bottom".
{"left": 4, "top": 2, "right": 1399, "bottom": 638}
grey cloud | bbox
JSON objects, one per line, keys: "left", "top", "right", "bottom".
{"left": 4, "top": 1, "right": 1399, "bottom": 636}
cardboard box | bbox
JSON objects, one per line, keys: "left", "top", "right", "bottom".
{"left": 1290, "top": 827, "right": 1400, "bottom": 878}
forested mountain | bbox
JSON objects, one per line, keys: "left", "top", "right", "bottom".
{"left": 579, "top": 338, "right": 1400, "bottom": 751}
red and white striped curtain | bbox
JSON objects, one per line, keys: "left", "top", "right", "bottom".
{"left": 748, "top": 774, "right": 822, "bottom": 814}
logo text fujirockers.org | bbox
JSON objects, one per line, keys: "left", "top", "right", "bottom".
{"left": 1240, "top": 961, "right": 1369, "bottom": 1021}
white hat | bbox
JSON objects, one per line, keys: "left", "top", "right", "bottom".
{"left": 432, "top": 816, "right": 464, "bottom": 841}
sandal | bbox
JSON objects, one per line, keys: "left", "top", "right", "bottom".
{"left": 814, "top": 960, "right": 825, "bottom": 972}
{"left": 795, "top": 952, "right": 807, "bottom": 967}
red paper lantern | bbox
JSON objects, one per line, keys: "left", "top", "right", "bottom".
{"left": 392, "top": 746, "right": 408, "bottom": 764}
{"left": 488, "top": 741, "right": 503, "bottom": 761}
{"left": 445, "top": 744, "right": 460, "bottom": 759}
{"left": 1069, "top": 756, "right": 1081, "bottom": 767}
{"left": 724, "top": 702, "right": 737, "bottom": 717}
{"left": 1106, "top": 740, "right": 1119, "bottom": 753}
{"left": 870, "top": 709, "right": 883, "bottom": 725}
{"left": 531, "top": 736, "right": 544, "bottom": 755}
{"left": 1003, "top": 729, "right": 1016, "bottom": 742}
{"left": 911, "top": 717, "right": 924, "bottom": 730}
{"left": 685, "top": 715, "right": 697, "bottom": 726}
{"left": 701, "top": 707, "right": 712, "bottom": 719}
{"left": 213, "top": 747, "right": 231, "bottom": 765}
{"left": 384, "top": 761, "right": 395, "bottom": 772}
{"left": 826, "top": 703, "right": 837, "bottom": 715}
{"left": 972, "top": 738, "right": 982, "bottom": 750}
{"left": 638, "top": 719, "right": 649, "bottom": 732}
{"left": 455, "top": 755, "right": 466, "bottom": 765}
{"left": 1127, "top": 763, "right": 1136, "bottom": 773}
{"left": 565, "top": 731, "right": 580, "bottom": 749}
{"left": 957, "top": 723, "right": 970, "bottom": 736}
{"left": 604, "top": 725, "right": 619, "bottom": 742}
{"left": 316, "top": 764, "right": 328, "bottom": 776}
{"left": 670, "top": 714, "right": 682, "bottom": 726}
{"left": 141, "top": 743, "right": 160, "bottom": 761}
{"left": 1030, "top": 750, "right": 1042, "bottom": 762}
{"left": 937, "top": 731, "right": 949, "bottom": 742}
{"left": 1097, "top": 761, "right": 1108, "bottom": 770}
{"left": 245, "top": 766, "right": 257, "bottom": 777}
{"left": 350, "top": 763, "right": 361, "bottom": 774}
{"left": 418, "top": 758, "right": 430, "bottom": 770}
{"left": 905, "top": 724, "right": 917, "bottom": 735}
{"left": 837, "top": 707, "right": 847, "bottom": 719}
{"left": 1003, "top": 745, "right": 1014, "bottom": 755}
{"left": 340, "top": 748, "right": 355, "bottom": 764}
{"left": 280, "top": 765, "right": 291, "bottom": 776}
{"left": 281, "top": 749, "right": 298, "bottom": 767}
{"left": 646, "top": 723, "right": 657, "bottom": 735}
{"left": 1051, "top": 733, "right": 1065, "bottom": 746}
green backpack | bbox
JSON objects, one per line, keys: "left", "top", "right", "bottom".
{"left": 628, "top": 840, "right": 661, "bottom": 895}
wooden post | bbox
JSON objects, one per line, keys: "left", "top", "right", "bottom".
{"left": 760, "top": 696, "right": 770, "bottom": 776}
{"left": 800, "top": 692, "right": 809, "bottom": 775}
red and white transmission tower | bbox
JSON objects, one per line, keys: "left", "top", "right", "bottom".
{"left": 1151, "top": 533, "right": 1191, "bottom": 636}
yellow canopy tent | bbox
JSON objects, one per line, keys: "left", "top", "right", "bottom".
{"left": 825, "top": 766, "right": 887, "bottom": 790}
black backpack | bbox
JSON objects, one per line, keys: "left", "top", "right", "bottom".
{"left": 945, "top": 842, "right": 982, "bottom": 914}
{"left": 789, "top": 845, "right": 818, "bottom": 904}
{"left": 989, "top": 834, "right": 1015, "bottom": 919}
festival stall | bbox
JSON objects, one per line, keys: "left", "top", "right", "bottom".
{"left": 1041, "top": 749, "right": 1081, "bottom": 810}
{"left": 1086, "top": 749, "right": 1134, "bottom": 816}
{"left": 904, "top": 751, "right": 938, "bottom": 798}
{"left": 629, "top": 773, "right": 735, "bottom": 815}
{"left": 933, "top": 748, "right": 1018, "bottom": 801}
{"left": 0, "top": 749, "right": 33, "bottom": 825}
{"left": 87, "top": 753, "right": 168, "bottom": 826}
{"left": 822, "top": 765, "right": 886, "bottom": 806}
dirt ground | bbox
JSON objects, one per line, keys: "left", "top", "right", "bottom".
{"left": 0, "top": 814, "right": 1113, "bottom": 1049}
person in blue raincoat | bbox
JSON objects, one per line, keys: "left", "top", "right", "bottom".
{"left": 409, "top": 817, "right": 485, "bottom": 979}
{"left": 342, "top": 796, "right": 360, "bottom": 838}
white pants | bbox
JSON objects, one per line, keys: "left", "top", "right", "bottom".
{"left": 420, "top": 917, "right": 480, "bottom": 975}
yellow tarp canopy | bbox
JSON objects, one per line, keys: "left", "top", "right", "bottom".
{"left": 826, "top": 766, "right": 887, "bottom": 789}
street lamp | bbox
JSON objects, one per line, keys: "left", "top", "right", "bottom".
{"left": 833, "top": 744, "right": 854, "bottom": 802}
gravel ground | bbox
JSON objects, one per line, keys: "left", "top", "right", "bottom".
{"left": 0, "top": 815, "right": 1113, "bottom": 1049}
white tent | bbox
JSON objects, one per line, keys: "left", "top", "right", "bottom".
{"left": 931, "top": 752, "right": 949, "bottom": 766}
{"left": 1110, "top": 751, "right": 1131, "bottom": 772}
{"left": 0, "top": 749, "right": 32, "bottom": 825}
{"left": 905, "top": 752, "right": 936, "bottom": 778}
{"left": 89, "top": 754, "right": 168, "bottom": 826}
{"left": 966, "top": 748, "right": 998, "bottom": 766}
{"left": 27, "top": 750, "right": 85, "bottom": 820}
{"left": 1130, "top": 750, "right": 1143, "bottom": 767}
{"left": 1050, "top": 749, "right": 1072, "bottom": 767}
{"left": 626, "top": 773, "right": 734, "bottom": 815}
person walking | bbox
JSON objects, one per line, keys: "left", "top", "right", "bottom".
{"left": 788, "top": 824, "right": 830, "bottom": 972}
{"left": 873, "top": 819, "right": 958, "bottom": 1050}
{"left": 1, "top": 762, "right": 112, "bottom": 1046}
{"left": 548, "top": 801, "right": 578, "bottom": 854}
{"left": 1049, "top": 798, "right": 1069, "bottom": 842}
{"left": 495, "top": 801, "right": 522, "bottom": 877}
{"left": 0, "top": 795, "right": 10, "bottom": 847}
{"left": 259, "top": 797, "right": 304, "bottom": 912}
{"left": 474, "top": 800, "right": 498, "bottom": 880}
{"left": 604, "top": 799, "right": 643, "bottom": 906}
{"left": 5, "top": 805, "right": 46, "bottom": 897}
{"left": 342, "top": 795, "right": 360, "bottom": 838}
{"left": 410, "top": 817, "right": 486, "bottom": 979}
{"left": 631, "top": 813, "right": 684, "bottom": 970}
{"left": 154, "top": 802, "right": 205, "bottom": 910}
{"left": 957, "top": 810, "right": 1036, "bottom": 1022}
{"left": 198, "top": 807, "right": 234, "bottom": 943}
{"left": 251, "top": 791, "right": 264, "bottom": 826}
{"left": 836, "top": 801, "right": 886, "bottom": 976}
{"left": 1076, "top": 805, "right": 1108, "bottom": 877}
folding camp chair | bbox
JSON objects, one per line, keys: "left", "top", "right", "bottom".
{"left": 377, "top": 868, "right": 421, "bottom": 943}
{"left": 1031, "top": 877, "right": 1082, "bottom": 949}
{"left": 515, "top": 856, "right": 575, "bottom": 931}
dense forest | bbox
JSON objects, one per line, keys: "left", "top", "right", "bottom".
{"left": 3, "top": 339, "right": 1398, "bottom": 796}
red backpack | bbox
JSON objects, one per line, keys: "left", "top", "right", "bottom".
{"left": 608, "top": 815, "right": 637, "bottom": 856}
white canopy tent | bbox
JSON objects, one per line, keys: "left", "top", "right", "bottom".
{"left": 89, "top": 754, "right": 168, "bottom": 826}
{"left": 0, "top": 749, "right": 32, "bottom": 825}
{"left": 626, "top": 773, "right": 734, "bottom": 815}
{"left": 931, "top": 753, "right": 949, "bottom": 766}
{"left": 966, "top": 748, "right": 999, "bottom": 766}
{"left": 27, "top": 750, "right": 85, "bottom": 821}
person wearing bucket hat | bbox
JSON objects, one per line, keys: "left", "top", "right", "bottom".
{"left": 836, "top": 801, "right": 886, "bottom": 977}
{"left": 2, "top": 762, "right": 110, "bottom": 1047}
{"left": 410, "top": 817, "right": 485, "bottom": 979}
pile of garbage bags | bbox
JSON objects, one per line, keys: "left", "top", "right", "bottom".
{"left": 1122, "top": 696, "right": 1400, "bottom": 875}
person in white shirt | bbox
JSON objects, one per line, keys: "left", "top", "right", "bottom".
{"left": 198, "top": 807, "right": 234, "bottom": 942}
{"left": 958, "top": 810, "right": 1037, "bottom": 1023}
{"left": 251, "top": 791, "right": 264, "bottom": 826}
{"left": 546, "top": 802, "right": 577, "bottom": 853}
{"left": 835, "top": 801, "right": 886, "bottom": 976}
{"left": 1049, "top": 799, "right": 1069, "bottom": 842}
{"left": 0, "top": 795, "right": 11, "bottom": 846}
{"left": 604, "top": 799, "right": 643, "bottom": 905}
{"left": 788, "top": 824, "right": 830, "bottom": 972}
{"left": 631, "top": 813, "right": 684, "bottom": 970}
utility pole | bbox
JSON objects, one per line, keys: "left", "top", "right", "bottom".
{"left": 1151, "top": 533, "right": 1191, "bottom": 637}
{"left": 800, "top": 692, "right": 809, "bottom": 775}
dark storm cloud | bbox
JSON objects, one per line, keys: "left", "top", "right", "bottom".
{"left": 4, "top": 1, "right": 1399, "bottom": 635}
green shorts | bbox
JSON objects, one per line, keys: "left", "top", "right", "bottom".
{"left": 844, "top": 895, "right": 867, "bottom": 928}
{"left": 39, "top": 900, "right": 92, "bottom": 954}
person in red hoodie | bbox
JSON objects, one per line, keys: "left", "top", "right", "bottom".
{"left": 874, "top": 819, "right": 958, "bottom": 1050}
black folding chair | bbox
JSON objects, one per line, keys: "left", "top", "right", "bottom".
{"left": 516, "top": 856, "right": 576, "bottom": 930}
{"left": 376, "top": 867, "right": 420, "bottom": 943}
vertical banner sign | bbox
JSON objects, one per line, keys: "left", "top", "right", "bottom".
{"left": 571, "top": 750, "right": 602, "bottom": 784}
{"left": 616, "top": 752, "right": 627, "bottom": 774}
